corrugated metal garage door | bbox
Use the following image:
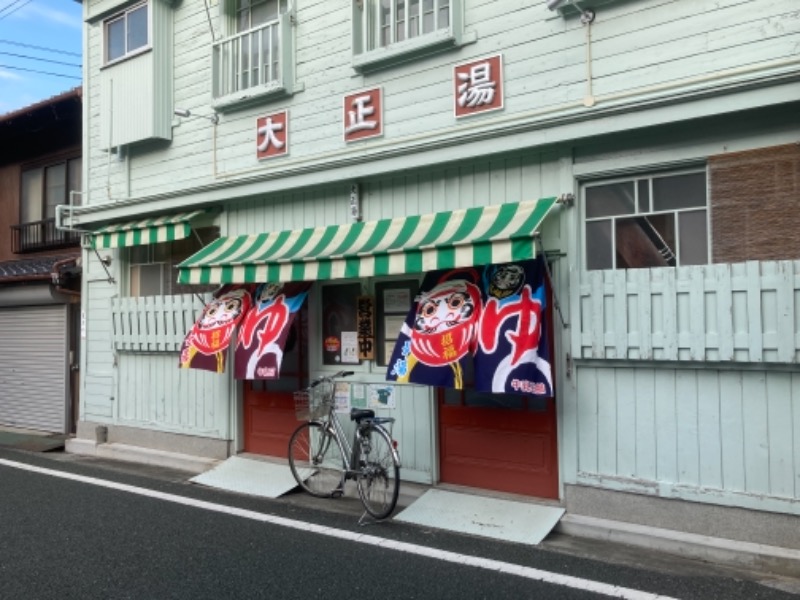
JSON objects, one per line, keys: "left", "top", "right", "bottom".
{"left": 0, "top": 306, "right": 68, "bottom": 432}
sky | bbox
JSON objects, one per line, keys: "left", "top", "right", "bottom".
{"left": 0, "top": 0, "right": 83, "bottom": 115}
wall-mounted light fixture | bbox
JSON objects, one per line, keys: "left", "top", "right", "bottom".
{"left": 546, "top": 0, "right": 595, "bottom": 24}
{"left": 174, "top": 107, "right": 219, "bottom": 125}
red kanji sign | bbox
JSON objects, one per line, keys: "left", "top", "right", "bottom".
{"left": 256, "top": 110, "right": 288, "bottom": 160}
{"left": 343, "top": 87, "right": 383, "bottom": 143}
{"left": 453, "top": 54, "right": 504, "bottom": 118}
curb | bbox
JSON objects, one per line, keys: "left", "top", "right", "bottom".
{"left": 65, "top": 439, "right": 219, "bottom": 474}
{"left": 556, "top": 514, "right": 800, "bottom": 579}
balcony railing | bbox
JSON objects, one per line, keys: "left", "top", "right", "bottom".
{"left": 212, "top": 18, "right": 283, "bottom": 99}
{"left": 11, "top": 218, "right": 81, "bottom": 253}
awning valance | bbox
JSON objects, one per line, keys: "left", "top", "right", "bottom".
{"left": 177, "top": 197, "right": 558, "bottom": 285}
{"left": 89, "top": 210, "right": 208, "bottom": 249}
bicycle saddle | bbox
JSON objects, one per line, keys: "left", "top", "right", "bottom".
{"left": 350, "top": 408, "right": 375, "bottom": 422}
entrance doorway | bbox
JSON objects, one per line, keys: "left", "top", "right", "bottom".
{"left": 438, "top": 388, "right": 558, "bottom": 498}
{"left": 437, "top": 273, "right": 558, "bottom": 499}
{"left": 243, "top": 306, "right": 308, "bottom": 456}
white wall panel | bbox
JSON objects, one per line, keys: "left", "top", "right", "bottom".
{"left": 568, "top": 364, "right": 800, "bottom": 515}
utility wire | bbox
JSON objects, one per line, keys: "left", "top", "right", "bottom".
{"left": 0, "top": 0, "right": 31, "bottom": 20}
{"left": 0, "top": 0, "right": 25, "bottom": 16}
{"left": 0, "top": 50, "right": 80, "bottom": 68}
{"left": 0, "top": 39, "right": 81, "bottom": 57}
{"left": 0, "top": 63, "right": 80, "bottom": 79}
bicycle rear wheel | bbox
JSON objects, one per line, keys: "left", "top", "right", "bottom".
{"left": 356, "top": 425, "right": 400, "bottom": 519}
{"left": 288, "top": 422, "right": 346, "bottom": 498}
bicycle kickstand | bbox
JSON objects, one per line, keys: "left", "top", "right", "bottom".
{"left": 357, "top": 510, "right": 380, "bottom": 527}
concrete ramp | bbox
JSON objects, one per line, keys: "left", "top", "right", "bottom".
{"left": 190, "top": 455, "right": 311, "bottom": 499}
{"left": 394, "top": 489, "right": 564, "bottom": 546}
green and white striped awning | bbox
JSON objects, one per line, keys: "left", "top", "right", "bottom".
{"left": 177, "top": 197, "right": 558, "bottom": 285}
{"left": 89, "top": 210, "right": 207, "bottom": 249}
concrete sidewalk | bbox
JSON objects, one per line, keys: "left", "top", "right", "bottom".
{"left": 65, "top": 436, "right": 800, "bottom": 580}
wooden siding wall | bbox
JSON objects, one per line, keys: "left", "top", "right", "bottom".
{"left": 224, "top": 152, "right": 564, "bottom": 232}
{"left": 81, "top": 250, "right": 118, "bottom": 422}
{"left": 107, "top": 294, "right": 230, "bottom": 439}
{"left": 117, "top": 352, "right": 230, "bottom": 438}
{"left": 84, "top": 0, "right": 800, "bottom": 208}
{"left": 565, "top": 364, "right": 800, "bottom": 515}
{"left": 573, "top": 261, "right": 800, "bottom": 363}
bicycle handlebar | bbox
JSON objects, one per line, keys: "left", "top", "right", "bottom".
{"left": 309, "top": 370, "right": 354, "bottom": 388}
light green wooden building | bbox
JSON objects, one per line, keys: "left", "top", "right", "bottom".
{"left": 66, "top": 0, "right": 800, "bottom": 549}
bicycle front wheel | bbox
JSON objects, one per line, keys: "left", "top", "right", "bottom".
{"left": 288, "top": 422, "right": 346, "bottom": 498}
{"left": 356, "top": 425, "right": 400, "bottom": 519}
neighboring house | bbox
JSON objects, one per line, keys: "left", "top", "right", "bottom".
{"left": 0, "top": 88, "right": 83, "bottom": 433}
{"left": 66, "top": 0, "right": 799, "bottom": 549}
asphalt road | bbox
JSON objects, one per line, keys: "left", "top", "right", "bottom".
{"left": 0, "top": 447, "right": 797, "bottom": 600}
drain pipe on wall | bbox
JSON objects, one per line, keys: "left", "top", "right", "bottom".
{"left": 582, "top": 9, "right": 596, "bottom": 108}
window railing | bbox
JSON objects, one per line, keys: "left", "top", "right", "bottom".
{"left": 364, "top": 0, "right": 451, "bottom": 52}
{"left": 11, "top": 218, "right": 81, "bottom": 253}
{"left": 212, "top": 17, "right": 283, "bottom": 99}
{"left": 352, "top": 0, "right": 470, "bottom": 73}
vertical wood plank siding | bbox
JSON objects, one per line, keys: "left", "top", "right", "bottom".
{"left": 111, "top": 294, "right": 208, "bottom": 351}
{"left": 117, "top": 352, "right": 229, "bottom": 438}
{"left": 86, "top": 1, "right": 800, "bottom": 201}
{"left": 573, "top": 261, "right": 800, "bottom": 363}
{"left": 570, "top": 365, "right": 800, "bottom": 515}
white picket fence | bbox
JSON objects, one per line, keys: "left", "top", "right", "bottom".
{"left": 573, "top": 260, "right": 800, "bottom": 363}
{"left": 110, "top": 293, "right": 207, "bottom": 352}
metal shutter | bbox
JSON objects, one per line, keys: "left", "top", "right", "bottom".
{"left": 0, "top": 305, "right": 68, "bottom": 432}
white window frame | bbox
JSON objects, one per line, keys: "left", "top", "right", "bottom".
{"left": 21, "top": 157, "right": 82, "bottom": 224}
{"left": 127, "top": 227, "right": 219, "bottom": 298}
{"left": 351, "top": 0, "right": 475, "bottom": 73}
{"left": 212, "top": 0, "right": 298, "bottom": 112}
{"left": 129, "top": 262, "right": 165, "bottom": 297}
{"left": 103, "top": 1, "right": 151, "bottom": 66}
{"left": 128, "top": 244, "right": 168, "bottom": 298}
{"left": 582, "top": 169, "right": 710, "bottom": 272}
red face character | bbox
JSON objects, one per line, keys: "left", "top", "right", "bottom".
{"left": 190, "top": 288, "right": 249, "bottom": 355}
{"left": 411, "top": 280, "right": 481, "bottom": 366}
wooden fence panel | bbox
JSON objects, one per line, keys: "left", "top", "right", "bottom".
{"left": 111, "top": 294, "right": 208, "bottom": 352}
{"left": 575, "top": 260, "right": 800, "bottom": 364}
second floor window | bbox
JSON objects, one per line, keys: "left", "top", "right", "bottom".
{"left": 352, "top": 0, "right": 468, "bottom": 73}
{"left": 584, "top": 171, "right": 709, "bottom": 271}
{"left": 378, "top": 0, "right": 450, "bottom": 47}
{"left": 237, "top": 0, "right": 287, "bottom": 31}
{"left": 105, "top": 1, "right": 149, "bottom": 64}
{"left": 21, "top": 158, "right": 82, "bottom": 225}
{"left": 213, "top": 0, "right": 289, "bottom": 99}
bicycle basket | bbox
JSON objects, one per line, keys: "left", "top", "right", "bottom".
{"left": 294, "top": 381, "right": 334, "bottom": 420}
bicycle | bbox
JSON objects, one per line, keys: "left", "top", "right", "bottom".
{"left": 287, "top": 370, "right": 401, "bottom": 521}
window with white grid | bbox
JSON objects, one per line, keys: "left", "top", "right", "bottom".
{"left": 352, "top": 0, "right": 472, "bottom": 72}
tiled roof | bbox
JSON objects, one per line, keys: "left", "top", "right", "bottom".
{"left": 0, "top": 255, "right": 77, "bottom": 281}
{"left": 0, "top": 87, "right": 82, "bottom": 122}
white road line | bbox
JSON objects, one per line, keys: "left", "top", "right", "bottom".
{"left": 0, "top": 458, "right": 678, "bottom": 600}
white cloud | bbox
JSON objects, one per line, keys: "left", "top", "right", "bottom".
{"left": 17, "top": 3, "right": 82, "bottom": 30}
{"left": 0, "top": 69, "right": 24, "bottom": 81}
